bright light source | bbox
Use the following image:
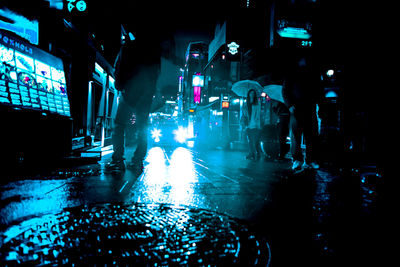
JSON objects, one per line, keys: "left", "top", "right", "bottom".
{"left": 10, "top": 71, "right": 17, "bottom": 81}
{"left": 151, "top": 128, "right": 162, "bottom": 143}
{"left": 277, "top": 27, "right": 311, "bottom": 39}
{"left": 193, "top": 86, "right": 201, "bottom": 103}
{"left": 325, "top": 91, "right": 338, "bottom": 98}
{"left": 187, "top": 141, "right": 195, "bottom": 148}
{"left": 109, "top": 76, "right": 115, "bottom": 86}
{"left": 222, "top": 101, "right": 229, "bottom": 108}
{"left": 173, "top": 127, "right": 187, "bottom": 143}
{"left": 192, "top": 75, "right": 204, "bottom": 87}
{"left": 209, "top": 96, "right": 219, "bottom": 102}
{"left": 95, "top": 62, "right": 103, "bottom": 74}
{"left": 227, "top": 42, "right": 240, "bottom": 55}
{"left": 327, "top": 69, "right": 334, "bottom": 77}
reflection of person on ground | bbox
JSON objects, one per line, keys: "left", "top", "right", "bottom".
{"left": 283, "top": 55, "right": 322, "bottom": 170}
{"left": 245, "top": 89, "right": 262, "bottom": 160}
{"left": 106, "top": 24, "right": 170, "bottom": 173}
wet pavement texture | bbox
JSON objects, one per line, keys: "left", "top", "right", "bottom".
{"left": 0, "top": 145, "right": 388, "bottom": 266}
{"left": 1, "top": 203, "right": 270, "bottom": 266}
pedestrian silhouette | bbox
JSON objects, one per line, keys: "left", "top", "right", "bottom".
{"left": 282, "top": 54, "right": 322, "bottom": 170}
{"left": 106, "top": 20, "right": 172, "bottom": 173}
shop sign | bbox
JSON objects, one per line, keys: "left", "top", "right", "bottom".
{"left": 66, "top": 0, "right": 87, "bottom": 13}
{"left": 0, "top": 30, "right": 70, "bottom": 116}
{"left": 227, "top": 42, "right": 239, "bottom": 55}
{"left": 0, "top": 9, "right": 39, "bottom": 45}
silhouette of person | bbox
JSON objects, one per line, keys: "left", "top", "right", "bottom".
{"left": 283, "top": 54, "right": 322, "bottom": 170}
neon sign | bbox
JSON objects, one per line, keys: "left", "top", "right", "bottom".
{"left": 0, "top": 9, "right": 39, "bottom": 45}
{"left": 193, "top": 86, "right": 201, "bottom": 103}
{"left": 277, "top": 20, "right": 312, "bottom": 40}
{"left": 227, "top": 42, "right": 240, "bottom": 55}
{"left": 67, "top": 0, "right": 87, "bottom": 13}
{"left": 0, "top": 30, "right": 70, "bottom": 116}
{"left": 277, "top": 27, "right": 311, "bottom": 39}
{"left": 192, "top": 75, "right": 204, "bottom": 87}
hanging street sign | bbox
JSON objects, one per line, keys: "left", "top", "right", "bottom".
{"left": 227, "top": 42, "right": 239, "bottom": 55}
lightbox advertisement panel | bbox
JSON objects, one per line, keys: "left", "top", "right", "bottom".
{"left": 0, "top": 30, "right": 70, "bottom": 116}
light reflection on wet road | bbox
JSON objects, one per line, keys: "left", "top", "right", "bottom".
{"left": 1, "top": 146, "right": 283, "bottom": 226}
{"left": 128, "top": 146, "right": 281, "bottom": 219}
{"left": 133, "top": 147, "right": 200, "bottom": 206}
{"left": 0, "top": 145, "right": 386, "bottom": 266}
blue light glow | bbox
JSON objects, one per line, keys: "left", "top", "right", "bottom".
{"left": 326, "top": 70, "right": 334, "bottom": 77}
{"left": 151, "top": 128, "right": 162, "bottom": 143}
{"left": 192, "top": 75, "right": 204, "bottom": 87}
{"left": 135, "top": 147, "right": 202, "bottom": 207}
{"left": 277, "top": 27, "right": 311, "bottom": 39}
{"left": 227, "top": 42, "right": 239, "bottom": 55}
{"left": 173, "top": 127, "right": 187, "bottom": 143}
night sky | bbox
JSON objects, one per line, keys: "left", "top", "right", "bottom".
{"left": 0, "top": 0, "right": 387, "bottom": 101}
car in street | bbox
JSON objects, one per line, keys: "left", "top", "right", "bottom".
{"left": 148, "top": 114, "right": 194, "bottom": 148}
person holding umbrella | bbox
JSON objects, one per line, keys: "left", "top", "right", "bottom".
{"left": 231, "top": 80, "right": 265, "bottom": 160}
{"left": 245, "top": 89, "right": 262, "bottom": 160}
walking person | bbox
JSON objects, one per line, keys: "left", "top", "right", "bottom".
{"left": 283, "top": 54, "right": 322, "bottom": 170}
{"left": 105, "top": 21, "right": 172, "bottom": 173}
{"left": 245, "top": 89, "right": 262, "bottom": 160}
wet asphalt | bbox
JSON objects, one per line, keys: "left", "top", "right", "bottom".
{"left": 0, "top": 144, "right": 388, "bottom": 266}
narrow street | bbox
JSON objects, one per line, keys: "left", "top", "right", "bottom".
{"left": 1, "top": 146, "right": 288, "bottom": 225}
{"left": 0, "top": 145, "right": 387, "bottom": 266}
{"left": 0, "top": 0, "right": 387, "bottom": 266}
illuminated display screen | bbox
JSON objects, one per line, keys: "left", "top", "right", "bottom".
{"left": 192, "top": 75, "right": 204, "bottom": 87}
{"left": 0, "top": 30, "right": 70, "bottom": 116}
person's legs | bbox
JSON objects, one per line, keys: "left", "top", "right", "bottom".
{"left": 131, "top": 108, "right": 150, "bottom": 164}
{"left": 127, "top": 72, "right": 156, "bottom": 169}
{"left": 247, "top": 128, "right": 257, "bottom": 159}
{"left": 290, "top": 108, "right": 304, "bottom": 163}
{"left": 121, "top": 64, "right": 159, "bottom": 172}
{"left": 278, "top": 115, "right": 290, "bottom": 159}
{"left": 107, "top": 97, "right": 133, "bottom": 170}
{"left": 111, "top": 122, "right": 126, "bottom": 162}
{"left": 303, "top": 105, "right": 320, "bottom": 168}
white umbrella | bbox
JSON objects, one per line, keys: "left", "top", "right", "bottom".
{"left": 231, "top": 80, "right": 264, "bottom": 97}
{"left": 263, "top": 84, "right": 284, "bottom": 103}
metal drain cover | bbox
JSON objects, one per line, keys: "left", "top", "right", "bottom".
{"left": 1, "top": 203, "right": 271, "bottom": 266}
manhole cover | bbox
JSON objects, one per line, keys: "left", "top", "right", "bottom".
{"left": 1, "top": 203, "right": 271, "bottom": 266}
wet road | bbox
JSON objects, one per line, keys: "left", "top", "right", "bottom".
{"left": 1, "top": 146, "right": 287, "bottom": 226}
{"left": 0, "top": 145, "right": 388, "bottom": 266}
